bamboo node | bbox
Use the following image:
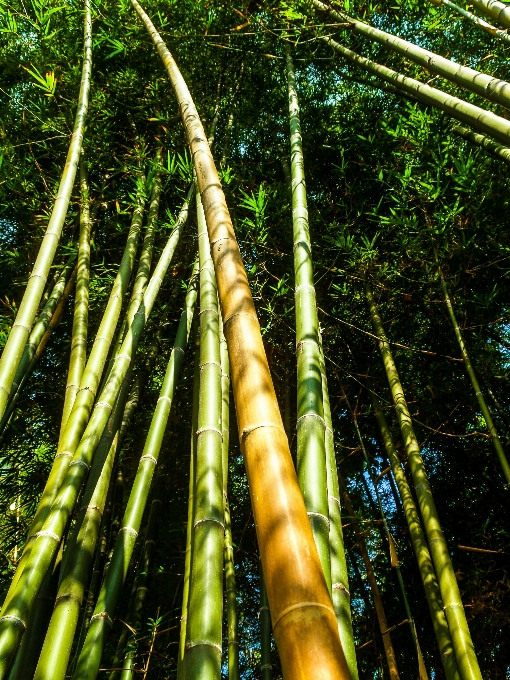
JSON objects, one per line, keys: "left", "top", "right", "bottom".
{"left": 116, "top": 353, "right": 131, "bottom": 362}
{"left": 272, "top": 601, "right": 334, "bottom": 631}
{"left": 194, "top": 516, "right": 224, "bottom": 530}
{"left": 95, "top": 401, "right": 113, "bottom": 411}
{"left": 141, "top": 454, "right": 158, "bottom": 465}
{"left": 332, "top": 582, "right": 350, "bottom": 597}
{"left": 120, "top": 526, "right": 138, "bottom": 538}
{"left": 210, "top": 236, "right": 236, "bottom": 247}
{"left": 325, "top": 425, "right": 334, "bottom": 435}
{"left": 296, "top": 412, "right": 326, "bottom": 428}
{"left": 157, "top": 395, "right": 172, "bottom": 406}
{"left": 69, "top": 460, "right": 89, "bottom": 472}
{"left": 12, "top": 321, "right": 32, "bottom": 333}
{"left": 35, "top": 530, "right": 60, "bottom": 542}
{"left": 223, "top": 311, "right": 259, "bottom": 326}
{"left": 261, "top": 664, "right": 272, "bottom": 670}
{"left": 328, "top": 494, "right": 341, "bottom": 507}
{"left": 307, "top": 511, "right": 330, "bottom": 527}
{"left": 294, "top": 283, "right": 316, "bottom": 295}
{"left": 185, "top": 639, "right": 222, "bottom": 653}
{"left": 198, "top": 308, "right": 218, "bottom": 316}
{"left": 0, "top": 615, "right": 26, "bottom": 629}
{"left": 196, "top": 426, "right": 223, "bottom": 439}
{"left": 55, "top": 593, "right": 81, "bottom": 605}
{"left": 241, "top": 422, "right": 286, "bottom": 441}
{"left": 259, "top": 605, "right": 270, "bottom": 612}
{"left": 443, "top": 603, "right": 464, "bottom": 612}
{"left": 295, "top": 338, "right": 319, "bottom": 352}
{"left": 200, "top": 361, "right": 222, "bottom": 370}
{"left": 55, "top": 451, "right": 73, "bottom": 460}
{"left": 91, "top": 611, "right": 113, "bottom": 627}
{"left": 173, "top": 346, "right": 185, "bottom": 355}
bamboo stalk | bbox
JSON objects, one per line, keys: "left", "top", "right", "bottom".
{"left": 0, "top": 0, "right": 92, "bottom": 423}
{"left": 439, "top": 272, "right": 510, "bottom": 484}
{"left": 468, "top": 0, "right": 510, "bottom": 28}
{"left": 365, "top": 282, "right": 483, "bottom": 680}
{"left": 131, "top": 5, "right": 349, "bottom": 676}
{"left": 318, "top": 344, "right": 358, "bottom": 680}
{"left": 71, "top": 260, "right": 199, "bottom": 680}
{"left": 313, "top": 0, "right": 510, "bottom": 109}
{"left": 220, "top": 316, "right": 239, "bottom": 680}
{"left": 285, "top": 44, "right": 331, "bottom": 590}
{"left": 182, "top": 194, "right": 224, "bottom": 680}
{"left": 320, "top": 35, "right": 510, "bottom": 146}
{"left": 177, "top": 324, "right": 200, "bottom": 680}
{"left": 60, "top": 156, "right": 93, "bottom": 434}
{"left": 452, "top": 125, "right": 510, "bottom": 165}
{"left": 369, "top": 387, "right": 461, "bottom": 680}
{"left": 0, "top": 190, "right": 193, "bottom": 676}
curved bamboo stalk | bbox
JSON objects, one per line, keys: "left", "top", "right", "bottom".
{"left": 177, "top": 324, "right": 200, "bottom": 680}
{"left": 259, "top": 559, "right": 272, "bottom": 680}
{"left": 71, "top": 260, "right": 199, "bottom": 680}
{"left": 182, "top": 195, "right": 224, "bottom": 680}
{"left": 0, "top": 190, "right": 193, "bottom": 677}
{"left": 318, "top": 344, "right": 358, "bottom": 680}
{"left": 429, "top": 0, "right": 510, "bottom": 45}
{"left": 313, "top": 0, "right": 510, "bottom": 109}
{"left": 60, "top": 156, "right": 93, "bottom": 434}
{"left": 439, "top": 272, "right": 510, "bottom": 484}
{"left": 131, "top": 4, "right": 349, "bottom": 677}
{"left": 0, "top": 0, "right": 92, "bottom": 422}
{"left": 321, "top": 35, "right": 510, "bottom": 146}
{"left": 365, "top": 282, "right": 483, "bottom": 680}
{"left": 452, "top": 124, "right": 510, "bottom": 164}
{"left": 0, "top": 177, "right": 147, "bottom": 622}
{"left": 340, "top": 480, "right": 400, "bottom": 680}
{"left": 285, "top": 44, "right": 331, "bottom": 590}
{"left": 220, "top": 316, "right": 239, "bottom": 680}
{"left": 468, "top": 0, "right": 510, "bottom": 28}
{"left": 369, "top": 387, "right": 461, "bottom": 680}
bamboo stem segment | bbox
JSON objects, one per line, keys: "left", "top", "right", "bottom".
{"left": 365, "top": 282, "right": 483, "bottom": 680}
{"left": 131, "top": 4, "right": 350, "bottom": 677}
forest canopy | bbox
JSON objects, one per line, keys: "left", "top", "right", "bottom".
{"left": 0, "top": 0, "right": 509, "bottom": 678}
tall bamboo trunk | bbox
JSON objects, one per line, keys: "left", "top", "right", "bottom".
{"left": 439, "top": 271, "right": 510, "bottom": 484}
{"left": 313, "top": 0, "right": 510, "bottom": 109}
{"left": 429, "top": 0, "right": 510, "bottom": 45}
{"left": 182, "top": 194, "right": 224, "bottom": 680}
{"left": 365, "top": 282, "right": 482, "bottom": 680}
{"left": 132, "top": 5, "right": 350, "bottom": 677}
{"left": 220, "top": 317, "right": 240, "bottom": 680}
{"left": 320, "top": 34, "right": 510, "bottom": 146}
{"left": 0, "top": 0, "right": 92, "bottom": 422}
{"left": 71, "top": 260, "right": 199, "bottom": 680}
{"left": 451, "top": 125, "right": 510, "bottom": 165}
{"left": 369, "top": 387, "right": 461, "bottom": 680}
{"left": 285, "top": 44, "right": 331, "bottom": 590}
{"left": 340, "top": 480, "right": 400, "bottom": 680}
{"left": 318, "top": 342, "right": 358, "bottom": 680}
{"left": 469, "top": 0, "right": 510, "bottom": 27}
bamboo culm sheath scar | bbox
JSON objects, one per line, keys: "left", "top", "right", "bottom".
{"left": 131, "top": 2, "right": 350, "bottom": 676}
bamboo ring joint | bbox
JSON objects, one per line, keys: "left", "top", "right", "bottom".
{"left": 272, "top": 601, "right": 334, "bottom": 631}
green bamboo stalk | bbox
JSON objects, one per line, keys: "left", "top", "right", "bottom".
{"left": 365, "top": 282, "right": 483, "bottom": 680}
{"left": 429, "top": 0, "right": 510, "bottom": 45}
{"left": 177, "top": 323, "right": 200, "bottom": 680}
{"left": 0, "top": 175, "right": 147, "bottom": 623}
{"left": 439, "top": 272, "right": 510, "bottom": 484}
{"left": 71, "top": 260, "right": 199, "bottom": 680}
{"left": 259, "top": 559, "right": 272, "bottom": 680}
{"left": 285, "top": 44, "right": 331, "bottom": 590}
{"left": 314, "top": 0, "right": 510, "bottom": 109}
{"left": 466, "top": 0, "right": 510, "bottom": 28}
{"left": 220, "top": 316, "right": 239, "bottom": 680}
{"left": 369, "top": 387, "right": 461, "bottom": 680}
{"left": 182, "top": 194, "right": 224, "bottom": 680}
{"left": 60, "top": 156, "right": 93, "bottom": 434}
{"left": 317, "top": 345, "right": 358, "bottom": 680}
{"left": 0, "top": 190, "right": 193, "bottom": 677}
{"left": 0, "top": 0, "right": 92, "bottom": 422}
{"left": 342, "top": 387, "right": 427, "bottom": 680}
{"left": 451, "top": 125, "right": 510, "bottom": 165}
{"left": 320, "top": 35, "right": 510, "bottom": 147}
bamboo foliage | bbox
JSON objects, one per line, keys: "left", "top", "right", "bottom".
{"left": 182, "top": 194, "right": 224, "bottom": 680}
{"left": 0, "top": 0, "right": 92, "bottom": 422}
{"left": 71, "top": 259, "right": 199, "bottom": 680}
{"left": 131, "top": 3, "right": 350, "bottom": 677}
{"left": 319, "top": 34, "right": 510, "bottom": 146}
{"left": 369, "top": 387, "right": 461, "bottom": 680}
{"left": 285, "top": 43, "right": 331, "bottom": 590}
{"left": 313, "top": 0, "right": 510, "bottom": 109}
{"left": 439, "top": 272, "right": 510, "bottom": 484}
{"left": 365, "top": 282, "right": 483, "bottom": 680}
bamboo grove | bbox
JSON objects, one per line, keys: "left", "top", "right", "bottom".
{"left": 1, "top": 0, "right": 510, "bottom": 676}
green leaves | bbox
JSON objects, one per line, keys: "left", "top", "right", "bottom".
{"left": 22, "top": 65, "right": 57, "bottom": 96}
